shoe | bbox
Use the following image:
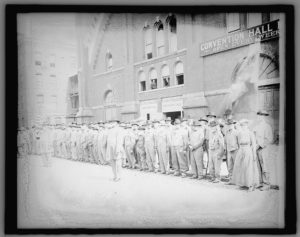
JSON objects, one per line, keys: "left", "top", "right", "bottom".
{"left": 181, "top": 173, "right": 187, "bottom": 178}
{"left": 212, "top": 179, "right": 220, "bottom": 183}
{"left": 166, "top": 171, "right": 170, "bottom": 175}
{"left": 197, "top": 176, "right": 204, "bottom": 180}
{"left": 190, "top": 175, "right": 198, "bottom": 179}
{"left": 173, "top": 172, "right": 180, "bottom": 176}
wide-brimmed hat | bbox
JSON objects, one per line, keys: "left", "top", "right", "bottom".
{"left": 226, "top": 119, "right": 235, "bottom": 125}
{"left": 257, "top": 110, "right": 269, "bottom": 116}
{"left": 199, "top": 117, "right": 208, "bottom": 123}
{"left": 192, "top": 121, "right": 202, "bottom": 126}
{"left": 239, "top": 119, "right": 250, "bottom": 125}
{"left": 206, "top": 112, "right": 217, "bottom": 118}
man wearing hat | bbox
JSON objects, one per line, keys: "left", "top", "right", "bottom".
{"left": 136, "top": 126, "right": 147, "bottom": 171}
{"left": 253, "top": 110, "right": 274, "bottom": 191}
{"left": 155, "top": 120, "right": 172, "bottom": 174}
{"left": 171, "top": 118, "right": 189, "bottom": 177}
{"left": 96, "top": 123, "right": 107, "bottom": 165}
{"left": 224, "top": 119, "right": 239, "bottom": 181}
{"left": 188, "top": 120, "right": 205, "bottom": 179}
{"left": 124, "top": 123, "right": 137, "bottom": 169}
{"left": 165, "top": 117, "right": 174, "bottom": 169}
{"left": 144, "top": 121, "right": 158, "bottom": 172}
{"left": 208, "top": 120, "right": 225, "bottom": 183}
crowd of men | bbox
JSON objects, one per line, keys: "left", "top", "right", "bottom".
{"left": 17, "top": 110, "right": 277, "bottom": 191}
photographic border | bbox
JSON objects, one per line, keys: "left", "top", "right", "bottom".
{"left": 5, "top": 4, "right": 296, "bottom": 234}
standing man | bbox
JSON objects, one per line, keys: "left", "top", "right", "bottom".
{"left": 136, "top": 125, "right": 147, "bottom": 171}
{"left": 155, "top": 120, "right": 172, "bottom": 175}
{"left": 253, "top": 110, "right": 274, "bottom": 191}
{"left": 106, "top": 120, "right": 122, "bottom": 181}
{"left": 96, "top": 122, "right": 107, "bottom": 165}
{"left": 171, "top": 118, "right": 188, "bottom": 177}
{"left": 180, "top": 118, "right": 191, "bottom": 174}
{"left": 224, "top": 119, "right": 239, "bottom": 182}
{"left": 144, "top": 121, "right": 158, "bottom": 172}
{"left": 124, "top": 123, "right": 137, "bottom": 169}
{"left": 208, "top": 120, "right": 225, "bottom": 183}
{"left": 165, "top": 117, "right": 173, "bottom": 169}
{"left": 189, "top": 120, "right": 205, "bottom": 180}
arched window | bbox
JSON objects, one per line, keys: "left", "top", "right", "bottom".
{"left": 139, "top": 71, "right": 146, "bottom": 91}
{"left": 144, "top": 25, "right": 153, "bottom": 59}
{"left": 166, "top": 14, "right": 177, "bottom": 52}
{"left": 104, "top": 90, "right": 114, "bottom": 105}
{"left": 106, "top": 51, "right": 113, "bottom": 70}
{"left": 175, "top": 61, "right": 184, "bottom": 85}
{"left": 161, "top": 65, "right": 170, "bottom": 87}
{"left": 154, "top": 17, "right": 165, "bottom": 56}
{"left": 149, "top": 68, "right": 158, "bottom": 90}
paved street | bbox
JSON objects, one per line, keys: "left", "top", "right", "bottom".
{"left": 18, "top": 155, "right": 283, "bottom": 229}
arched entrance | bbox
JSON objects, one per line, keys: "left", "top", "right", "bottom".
{"left": 104, "top": 90, "right": 117, "bottom": 121}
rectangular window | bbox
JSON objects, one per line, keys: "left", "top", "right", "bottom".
{"left": 156, "top": 29, "right": 165, "bottom": 56}
{"left": 176, "top": 74, "right": 184, "bottom": 85}
{"left": 140, "top": 81, "right": 146, "bottom": 91}
{"left": 35, "top": 60, "right": 42, "bottom": 66}
{"left": 227, "top": 13, "right": 240, "bottom": 32}
{"left": 50, "top": 74, "right": 56, "bottom": 78}
{"left": 147, "top": 113, "right": 150, "bottom": 120}
{"left": 145, "top": 44, "right": 153, "bottom": 59}
{"left": 262, "top": 13, "right": 270, "bottom": 23}
{"left": 71, "top": 95, "right": 79, "bottom": 109}
{"left": 157, "top": 46, "right": 165, "bottom": 56}
{"left": 163, "top": 76, "right": 170, "bottom": 87}
{"left": 50, "top": 63, "right": 55, "bottom": 68}
{"left": 150, "top": 79, "right": 157, "bottom": 90}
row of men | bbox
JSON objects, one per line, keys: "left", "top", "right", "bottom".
{"left": 17, "top": 110, "right": 275, "bottom": 190}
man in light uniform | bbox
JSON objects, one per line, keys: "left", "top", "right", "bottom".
{"left": 188, "top": 120, "right": 205, "bottom": 179}
{"left": 171, "top": 118, "right": 189, "bottom": 177}
{"left": 70, "top": 125, "right": 78, "bottom": 161}
{"left": 208, "top": 120, "right": 225, "bottom": 183}
{"left": 155, "top": 120, "right": 171, "bottom": 175}
{"left": 165, "top": 117, "right": 173, "bottom": 169}
{"left": 144, "top": 120, "right": 158, "bottom": 172}
{"left": 124, "top": 123, "right": 137, "bottom": 169}
{"left": 136, "top": 125, "right": 147, "bottom": 171}
{"left": 253, "top": 110, "right": 274, "bottom": 191}
{"left": 106, "top": 120, "right": 122, "bottom": 181}
{"left": 224, "top": 119, "right": 239, "bottom": 181}
{"left": 96, "top": 122, "right": 107, "bottom": 165}
{"left": 180, "top": 118, "right": 190, "bottom": 173}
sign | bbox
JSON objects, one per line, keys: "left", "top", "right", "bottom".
{"left": 200, "top": 20, "right": 279, "bottom": 56}
{"left": 162, "top": 97, "right": 183, "bottom": 113}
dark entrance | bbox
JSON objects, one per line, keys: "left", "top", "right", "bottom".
{"left": 164, "top": 111, "right": 181, "bottom": 124}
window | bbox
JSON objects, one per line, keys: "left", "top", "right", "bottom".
{"left": 149, "top": 69, "right": 158, "bottom": 90}
{"left": 36, "top": 95, "right": 44, "bottom": 114}
{"left": 144, "top": 26, "right": 153, "bottom": 59}
{"left": 50, "top": 95, "right": 57, "bottom": 112}
{"left": 70, "top": 95, "right": 79, "bottom": 109}
{"left": 50, "top": 74, "right": 56, "bottom": 78}
{"left": 35, "top": 61, "right": 42, "bottom": 66}
{"left": 155, "top": 19, "right": 165, "bottom": 56}
{"left": 139, "top": 71, "right": 146, "bottom": 91}
{"left": 227, "top": 13, "right": 240, "bottom": 32}
{"left": 106, "top": 51, "right": 113, "bottom": 70}
{"left": 161, "top": 65, "right": 170, "bottom": 87}
{"left": 105, "top": 90, "right": 115, "bottom": 105}
{"left": 262, "top": 13, "right": 270, "bottom": 23}
{"left": 175, "top": 62, "right": 184, "bottom": 85}
{"left": 50, "top": 63, "right": 55, "bottom": 68}
{"left": 166, "top": 14, "right": 177, "bottom": 52}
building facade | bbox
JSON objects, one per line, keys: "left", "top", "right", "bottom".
{"left": 18, "top": 14, "right": 78, "bottom": 127}
{"left": 69, "top": 12, "right": 282, "bottom": 135}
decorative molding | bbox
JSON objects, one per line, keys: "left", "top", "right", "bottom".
{"left": 92, "top": 67, "right": 125, "bottom": 78}
{"left": 138, "top": 84, "right": 184, "bottom": 94}
{"left": 204, "top": 88, "right": 230, "bottom": 97}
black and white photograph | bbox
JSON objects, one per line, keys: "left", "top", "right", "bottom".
{"left": 5, "top": 4, "right": 296, "bottom": 234}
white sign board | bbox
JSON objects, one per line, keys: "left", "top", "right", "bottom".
{"left": 161, "top": 97, "right": 183, "bottom": 113}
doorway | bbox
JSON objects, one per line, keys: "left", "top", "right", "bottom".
{"left": 164, "top": 111, "right": 182, "bottom": 124}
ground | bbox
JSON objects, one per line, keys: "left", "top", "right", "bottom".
{"left": 18, "top": 152, "right": 283, "bottom": 229}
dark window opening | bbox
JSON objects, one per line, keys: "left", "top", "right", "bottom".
{"left": 147, "top": 113, "right": 150, "bottom": 120}
{"left": 146, "top": 52, "right": 153, "bottom": 59}
{"left": 140, "top": 81, "right": 146, "bottom": 91}
{"left": 262, "top": 13, "right": 271, "bottom": 23}
{"left": 35, "top": 60, "right": 42, "bottom": 66}
{"left": 150, "top": 79, "right": 157, "bottom": 89}
{"left": 176, "top": 74, "right": 184, "bottom": 85}
{"left": 163, "top": 77, "right": 170, "bottom": 87}
{"left": 50, "top": 63, "right": 55, "bottom": 68}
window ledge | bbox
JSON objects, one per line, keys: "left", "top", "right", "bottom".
{"left": 138, "top": 84, "right": 184, "bottom": 93}
{"left": 134, "top": 48, "right": 187, "bottom": 67}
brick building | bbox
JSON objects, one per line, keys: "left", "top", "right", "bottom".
{"left": 69, "top": 12, "right": 282, "bottom": 135}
